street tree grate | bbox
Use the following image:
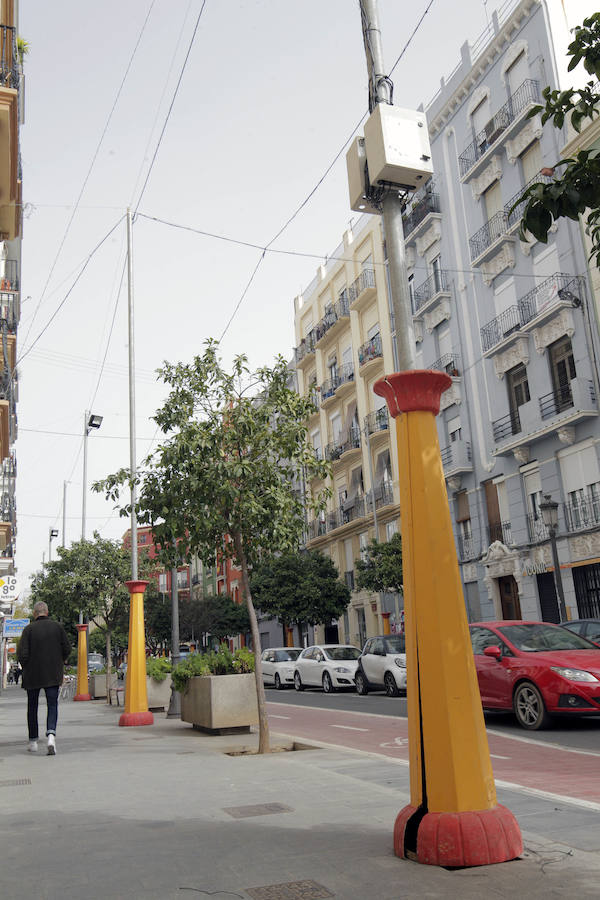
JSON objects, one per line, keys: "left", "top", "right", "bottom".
{"left": 223, "top": 802, "right": 292, "bottom": 819}
{"left": 245, "top": 881, "right": 334, "bottom": 899}
{"left": 0, "top": 778, "right": 31, "bottom": 787}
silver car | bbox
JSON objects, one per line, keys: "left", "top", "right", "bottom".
{"left": 260, "top": 647, "right": 302, "bottom": 689}
{"left": 294, "top": 644, "right": 361, "bottom": 693}
{"left": 355, "top": 635, "right": 407, "bottom": 696}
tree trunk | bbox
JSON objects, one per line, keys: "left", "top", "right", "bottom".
{"left": 105, "top": 628, "right": 112, "bottom": 704}
{"left": 233, "top": 530, "right": 270, "bottom": 754}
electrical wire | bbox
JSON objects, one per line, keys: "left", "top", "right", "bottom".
{"left": 20, "top": 427, "right": 157, "bottom": 440}
{"left": 21, "top": 0, "right": 157, "bottom": 353}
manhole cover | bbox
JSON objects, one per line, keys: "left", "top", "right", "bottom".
{"left": 0, "top": 778, "right": 31, "bottom": 787}
{"left": 245, "top": 881, "right": 334, "bottom": 899}
{"left": 223, "top": 802, "right": 292, "bottom": 819}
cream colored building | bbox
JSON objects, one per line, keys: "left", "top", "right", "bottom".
{"left": 293, "top": 216, "right": 402, "bottom": 648}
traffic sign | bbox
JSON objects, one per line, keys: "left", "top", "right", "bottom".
{"left": 0, "top": 576, "right": 19, "bottom": 601}
{"left": 2, "top": 618, "right": 29, "bottom": 637}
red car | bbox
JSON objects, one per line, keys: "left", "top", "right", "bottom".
{"left": 469, "top": 620, "right": 600, "bottom": 730}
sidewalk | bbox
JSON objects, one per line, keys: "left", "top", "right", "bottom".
{"left": 1, "top": 685, "right": 599, "bottom": 900}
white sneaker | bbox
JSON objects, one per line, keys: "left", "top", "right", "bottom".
{"left": 47, "top": 734, "right": 56, "bottom": 756}
{"left": 27, "top": 740, "right": 38, "bottom": 753}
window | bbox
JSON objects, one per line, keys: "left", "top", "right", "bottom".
{"left": 177, "top": 569, "right": 189, "bottom": 589}
{"left": 359, "top": 531, "right": 369, "bottom": 561}
{"left": 484, "top": 180, "right": 502, "bottom": 221}
{"left": 158, "top": 573, "right": 167, "bottom": 593}
{"left": 471, "top": 97, "right": 491, "bottom": 138}
{"left": 448, "top": 415, "right": 462, "bottom": 443}
{"left": 506, "top": 364, "right": 530, "bottom": 433}
{"left": 361, "top": 253, "right": 373, "bottom": 273}
{"left": 431, "top": 256, "right": 443, "bottom": 293}
{"left": 138, "top": 534, "right": 147, "bottom": 544}
{"left": 505, "top": 50, "right": 528, "bottom": 95}
{"left": 520, "top": 140, "right": 542, "bottom": 184}
{"left": 559, "top": 441, "right": 600, "bottom": 529}
{"left": 367, "top": 322, "right": 380, "bottom": 340}
{"left": 408, "top": 274, "right": 415, "bottom": 311}
{"left": 455, "top": 491, "right": 470, "bottom": 523}
{"left": 330, "top": 413, "right": 342, "bottom": 443}
{"left": 549, "top": 336, "right": 576, "bottom": 412}
{"left": 328, "top": 356, "right": 338, "bottom": 381}
{"left": 311, "top": 428, "right": 322, "bottom": 459}
{"left": 386, "top": 520, "right": 397, "bottom": 541}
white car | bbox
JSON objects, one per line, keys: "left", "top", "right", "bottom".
{"left": 355, "top": 634, "right": 407, "bottom": 697}
{"left": 260, "top": 647, "right": 302, "bottom": 689}
{"left": 294, "top": 644, "right": 361, "bottom": 693}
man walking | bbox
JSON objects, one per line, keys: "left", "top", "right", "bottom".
{"left": 17, "top": 601, "right": 70, "bottom": 755}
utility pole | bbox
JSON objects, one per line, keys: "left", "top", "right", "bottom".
{"left": 127, "top": 207, "right": 139, "bottom": 580}
{"left": 167, "top": 564, "right": 181, "bottom": 717}
{"left": 62, "top": 480, "right": 68, "bottom": 548}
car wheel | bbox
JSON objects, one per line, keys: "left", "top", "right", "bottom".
{"left": 384, "top": 672, "right": 400, "bottom": 697}
{"left": 513, "top": 681, "right": 550, "bottom": 730}
{"left": 355, "top": 671, "right": 369, "bottom": 695}
{"left": 322, "top": 672, "right": 336, "bottom": 693}
{"left": 294, "top": 671, "right": 304, "bottom": 692}
{"left": 274, "top": 673, "right": 282, "bottom": 690}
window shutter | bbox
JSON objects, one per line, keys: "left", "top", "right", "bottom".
{"left": 456, "top": 491, "right": 470, "bottom": 522}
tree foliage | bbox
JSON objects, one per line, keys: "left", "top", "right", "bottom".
{"left": 514, "top": 14, "right": 600, "bottom": 264}
{"left": 355, "top": 533, "right": 403, "bottom": 594}
{"left": 95, "top": 341, "right": 331, "bottom": 753}
{"left": 250, "top": 551, "right": 350, "bottom": 639}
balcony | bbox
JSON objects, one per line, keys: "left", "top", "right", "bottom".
{"left": 457, "top": 534, "right": 479, "bottom": 561}
{"left": 412, "top": 270, "right": 451, "bottom": 316}
{"left": 358, "top": 333, "right": 383, "bottom": 369}
{"left": 428, "top": 352, "right": 461, "bottom": 376}
{"left": 506, "top": 173, "right": 553, "bottom": 231}
{"left": 402, "top": 189, "right": 440, "bottom": 242}
{"left": 487, "top": 521, "right": 513, "bottom": 546}
{"left": 469, "top": 210, "right": 515, "bottom": 266}
{"left": 294, "top": 330, "right": 316, "bottom": 368}
{"left": 0, "top": 289, "right": 19, "bottom": 334}
{"left": 526, "top": 514, "right": 549, "bottom": 544}
{"left": 440, "top": 440, "right": 473, "bottom": 478}
{"left": 493, "top": 378, "right": 598, "bottom": 456}
{"left": 324, "top": 425, "right": 361, "bottom": 463}
{"left": 348, "top": 266, "right": 376, "bottom": 312}
{"left": 0, "top": 26, "right": 19, "bottom": 242}
{"left": 459, "top": 79, "right": 540, "bottom": 181}
{"left": 563, "top": 495, "right": 600, "bottom": 533}
{"left": 314, "top": 295, "right": 351, "bottom": 346}
{"left": 366, "top": 480, "right": 395, "bottom": 512}
{"left": 481, "top": 305, "right": 527, "bottom": 354}
{"left": 320, "top": 362, "right": 355, "bottom": 406}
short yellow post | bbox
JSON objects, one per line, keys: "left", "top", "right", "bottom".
{"left": 382, "top": 612, "right": 391, "bottom": 636}
{"left": 119, "top": 580, "right": 153, "bottom": 727}
{"left": 374, "top": 372, "right": 522, "bottom": 867}
{"left": 74, "top": 624, "right": 91, "bottom": 701}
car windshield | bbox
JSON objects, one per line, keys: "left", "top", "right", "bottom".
{"left": 498, "top": 623, "right": 597, "bottom": 652}
{"left": 274, "top": 650, "right": 301, "bottom": 662}
{"left": 324, "top": 646, "right": 361, "bottom": 661}
{"left": 384, "top": 636, "right": 405, "bottom": 653}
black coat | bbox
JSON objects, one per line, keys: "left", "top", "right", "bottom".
{"left": 17, "top": 617, "right": 70, "bottom": 690}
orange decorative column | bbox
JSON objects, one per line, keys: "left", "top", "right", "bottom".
{"left": 374, "top": 371, "right": 522, "bottom": 867}
{"left": 119, "top": 580, "right": 153, "bottom": 727}
{"left": 74, "top": 624, "right": 91, "bottom": 701}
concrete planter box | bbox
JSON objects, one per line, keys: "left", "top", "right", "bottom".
{"left": 146, "top": 674, "right": 172, "bottom": 711}
{"left": 90, "top": 673, "right": 118, "bottom": 699}
{"left": 180, "top": 673, "right": 258, "bottom": 733}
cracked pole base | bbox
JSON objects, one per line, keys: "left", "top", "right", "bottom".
{"left": 374, "top": 371, "right": 522, "bottom": 868}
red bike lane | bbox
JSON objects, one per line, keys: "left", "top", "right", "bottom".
{"left": 267, "top": 700, "right": 600, "bottom": 807}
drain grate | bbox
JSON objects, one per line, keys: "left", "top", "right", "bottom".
{"left": 223, "top": 802, "right": 292, "bottom": 819}
{"left": 245, "top": 880, "right": 334, "bottom": 899}
{"left": 0, "top": 778, "right": 31, "bottom": 787}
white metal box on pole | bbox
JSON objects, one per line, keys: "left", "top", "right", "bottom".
{"left": 346, "top": 136, "right": 381, "bottom": 215}
{"left": 363, "top": 104, "right": 433, "bottom": 190}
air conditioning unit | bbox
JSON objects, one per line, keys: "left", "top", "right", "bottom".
{"left": 346, "top": 136, "right": 380, "bottom": 214}
{"left": 363, "top": 104, "right": 433, "bottom": 190}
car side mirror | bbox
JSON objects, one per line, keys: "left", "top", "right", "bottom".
{"left": 483, "top": 645, "right": 502, "bottom": 660}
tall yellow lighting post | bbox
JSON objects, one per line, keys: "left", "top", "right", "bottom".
{"left": 119, "top": 580, "right": 153, "bottom": 727}
{"left": 374, "top": 371, "right": 522, "bottom": 867}
{"left": 74, "top": 623, "right": 91, "bottom": 702}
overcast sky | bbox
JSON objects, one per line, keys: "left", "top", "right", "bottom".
{"left": 15, "top": 0, "right": 592, "bottom": 598}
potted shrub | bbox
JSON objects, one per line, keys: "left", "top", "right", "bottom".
{"left": 89, "top": 666, "right": 118, "bottom": 700}
{"left": 172, "top": 644, "right": 258, "bottom": 733}
{"left": 146, "top": 657, "right": 173, "bottom": 711}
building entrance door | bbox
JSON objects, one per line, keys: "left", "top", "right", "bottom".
{"left": 498, "top": 575, "right": 522, "bottom": 619}
{"left": 536, "top": 572, "right": 560, "bottom": 624}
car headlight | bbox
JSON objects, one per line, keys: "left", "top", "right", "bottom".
{"left": 550, "top": 666, "right": 599, "bottom": 683}
{"left": 283, "top": 667, "right": 293, "bottom": 676}
{"left": 394, "top": 657, "right": 406, "bottom": 668}
{"left": 334, "top": 666, "right": 351, "bottom": 673}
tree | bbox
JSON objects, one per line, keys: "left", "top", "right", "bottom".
{"left": 250, "top": 550, "right": 350, "bottom": 644}
{"left": 515, "top": 14, "right": 600, "bottom": 264}
{"left": 29, "top": 534, "right": 136, "bottom": 698}
{"left": 96, "top": 341, "right": 330, "bottom": 753}
{"left": 145, "top": 584, "right": 173, "bottom": 654}
{"left": 355, "top": 533, "right": 403, "bottom": 594}
{"left": 186, "top": 593, "right": 251, "bottom": 648}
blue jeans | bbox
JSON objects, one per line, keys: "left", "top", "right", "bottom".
{"left": 27, "top": 686, "right": 59, "bottom": 740}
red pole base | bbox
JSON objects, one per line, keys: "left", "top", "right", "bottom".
{"left": 394, "top": 803, "right": 522, "bottom": 867}
{"left": 73, "top": 694, "right": 91, "bottom": 702}
{"left": 119, "top": 711, "right": 154, "bottom": 727}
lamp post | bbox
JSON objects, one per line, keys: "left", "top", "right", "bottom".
{"left": 81, "top": 411, "right": 103, "bottom": 541}
{"left": 48, "top": 527, "right": 58, "bottom": 562}
{"left": 539, "top": 493, "right": 568, "bottom": 623}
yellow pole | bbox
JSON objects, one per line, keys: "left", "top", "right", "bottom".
{"left": 382, "top": 612, "right": 391, "bottom": 636}
{"left": 119, "top": 580, "right": 153, "bottom": 727}
{"left": 74, "top": 624, "right": 91, "bottom": 701}
{"left": 374, "top": 371, "right": 522, "bottom": 867}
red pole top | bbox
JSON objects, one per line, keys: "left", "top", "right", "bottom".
{"left": 125, "top": 580, "right": 150, "bottom": 595}
{"left": 75, "top": 623, "right": 88, "bottom": 633}
{"left": 374, "top": 371, "right": 452, "bottom": 417}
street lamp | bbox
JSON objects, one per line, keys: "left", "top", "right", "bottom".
{"left": 539, "top": 493, "right": 567, "bottom": 623}
{"left": 48, "top": 527, "right": 59, "bottom": 562}
{"left": 81, "top": 411, "right": 103, "bottom": 541}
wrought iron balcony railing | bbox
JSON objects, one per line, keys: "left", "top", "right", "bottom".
{"left": 294, "top": 331, "right": 316, "bottom": 365}
{"left": 440, "top": 441, "right": 472, "bottom": 468}
{"left": 402, "top": 190, "right": 440, "bottom": 238}
{"left": 539, "top": 383, "right": 575, "bottom": 420}
{"left": 358, "top": 333, "right": 382, "bottom": 366}
{"left": 0, "top": 260, "right": 18, "bottom": 291}
{"left": 364, "top": 407, "right": 389, "bottom": 435}
{"left": 527, "top": 514, "right": 549, "bottom": 544}
{"left": 413, "top": 269, "right": 450, "bottom": 312}
{"left": 366, "top": 480, "right": 394, "bottom": 511}
{"left": 0, "top": 26, "right": 19, "bottom": 91}
{"left": 428, "top": 352, "right": 460, "bottom": 375}
{"left": 505, "top": 173, "right": 553, "bottom": 229}
{"left": 320, "top": 362, "right": 354, "bottom": 401}
{"left": 518, "top": 273, "right": 584, "bottom": 326}
{"left": 469, "top": 210, "right": 509, "bottom": 262}
{"left": 313, "top": 295, "right": 350, "bottom": 344}
{"left": 348, "top": 266, "right": 376, "bottom": 305}
{"left": 563, "top": 495, "right": 600, "bottom": 532}
{"left": 324, "top": 426, "right": 360, "bottom": 462}
{"left": 492, "top": 409, "right": 521, "bottom": 442}
{"left": 459, "top": 79, "right": 540, "bottom": 177}
{"left": 457, "top": 534, "right": 478, "bottom": 561}
{"left": 487, "top": 521, "right": 513, "bottom": 545}
{"left": 481, "top": 305, "right": 524, "bottom": 352}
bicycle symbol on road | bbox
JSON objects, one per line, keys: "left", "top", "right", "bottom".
{"left": 379, "top": 736, "right": 409, "bottom": 750}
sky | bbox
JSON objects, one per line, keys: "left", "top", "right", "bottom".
{"left": 14, "top": 0, "right": 592, "bottom": 599}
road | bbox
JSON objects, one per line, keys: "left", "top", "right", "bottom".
{"left": 265, "top": 686, "right": 600, "bottom": 808}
